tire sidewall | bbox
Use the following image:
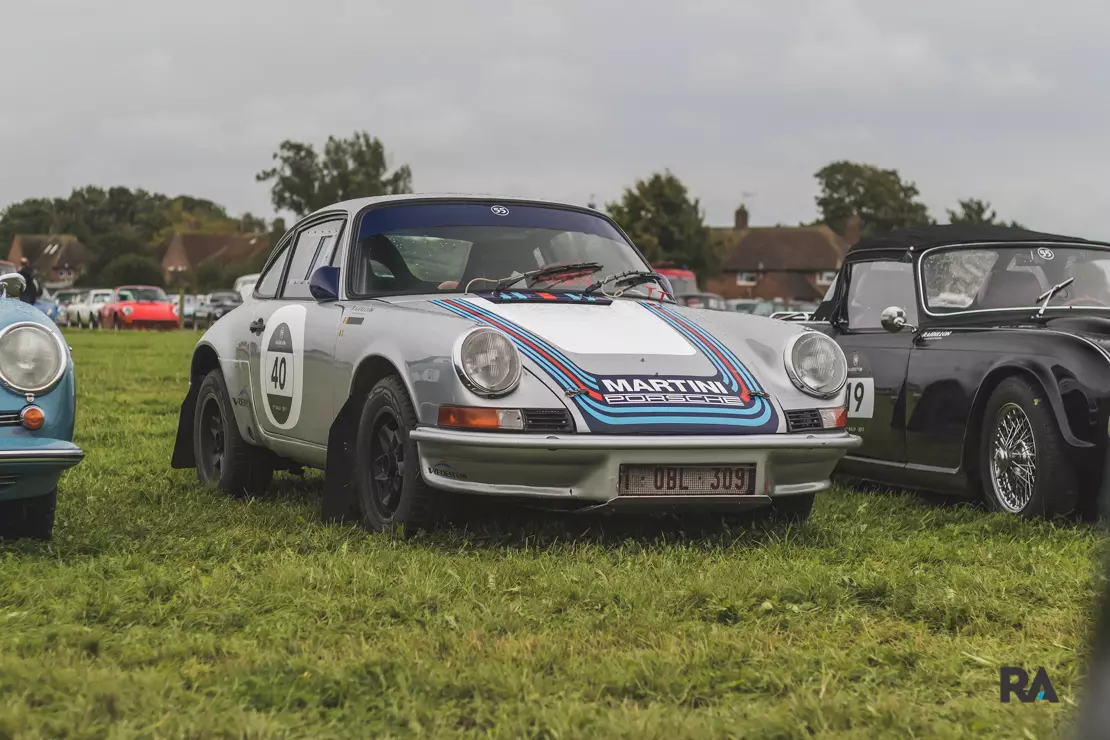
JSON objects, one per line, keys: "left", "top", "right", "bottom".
{"left": 194, "top": 373, "right": 233, "bottom": 489}
{"left": 354, "top": 381, "right": 422, "bottom": 532}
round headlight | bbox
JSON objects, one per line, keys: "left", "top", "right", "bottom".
{"left": 784, "top": 331, "right": 847, "bottom": 398}
{"left": 453, "top": 327, "right": 522, "bottom": 396}
{"left": 0, "top": 323, "right": 66, "bottom": 393}
{"left": 122, "top": 305, "right": 134, "bottom": 316}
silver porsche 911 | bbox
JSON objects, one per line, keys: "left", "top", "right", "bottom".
{"left": 171, "top": 195, "right": 859, "bottom": 532}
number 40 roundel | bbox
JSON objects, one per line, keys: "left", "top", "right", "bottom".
{"left": 259, "top": 304, "right": 307, "bottom": 430}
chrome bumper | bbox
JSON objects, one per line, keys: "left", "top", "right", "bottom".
{"left": 0, "top": 445, "right": 85, "bottom": 467}
{"left": 410, "top": 427, "right": 860, "bottom": 505}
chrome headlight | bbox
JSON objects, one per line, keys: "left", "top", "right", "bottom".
{"left": 0, "top": 322, "right": 67, "bottom": 393}
{"left": 783, "top": 331, "right": 847, "bottom": 398}
{"left": 122, "top": 305, "right": 134, "bottom": 316}
{"left": 453, "top": 327, "right": 522, "bottom": 396}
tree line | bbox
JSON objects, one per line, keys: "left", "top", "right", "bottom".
{"left": 0, "top": 131, "right": 1024, "bottom": 290}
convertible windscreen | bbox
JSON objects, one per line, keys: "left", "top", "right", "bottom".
{"left": 348, "top": 203, "right": 667, "bottom": 298}
{"left": 922, "top": 245, "right": 1110, "bottom": 313}
{"left": 118, "top": 288, "right": 169, "bottom": 302}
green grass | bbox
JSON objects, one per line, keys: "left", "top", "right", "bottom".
{"left": 0, "top": 330, "right": 1103, "bottom": 738}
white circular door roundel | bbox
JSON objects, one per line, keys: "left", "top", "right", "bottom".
{"left": 259, "top": 304, "right": 306, "bottom": 430}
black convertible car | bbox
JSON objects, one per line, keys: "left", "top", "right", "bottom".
{"left": 810, "top": 224, "right": 1110, "bottom": 518}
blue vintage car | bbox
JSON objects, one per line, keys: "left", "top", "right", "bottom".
{"left": 0, "top": 274, "right": 84, "bottom": 539}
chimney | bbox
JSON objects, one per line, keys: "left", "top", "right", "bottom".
{"left": 844, "top": 214, "right": 861, "bottom": 246}
{"left": 734, "top": 204, "right": 749, "bottom": 230}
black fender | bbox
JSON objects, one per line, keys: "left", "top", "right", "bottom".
{"left": 963, "top": 357, "right": 1095, "bottom": 460}
{"left": 170, "top": 344, "right": 222, "bottom": 470}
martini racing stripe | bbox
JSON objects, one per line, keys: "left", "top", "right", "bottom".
{"left": 431, "top": 297, "right": 778, "bottom": 433}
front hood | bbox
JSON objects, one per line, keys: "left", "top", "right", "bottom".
{"left": 1044, "top": 315, "right": 1110, "bottom": 338}
{"left": 397, "top": 293, "right": 816, "bottom": 435}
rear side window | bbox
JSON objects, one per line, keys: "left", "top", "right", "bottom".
{"left": 282, "top": 219, "right": 345, "bottom": 299}
{"left": 254, "top": 241, "right": 291, "bottom": 299}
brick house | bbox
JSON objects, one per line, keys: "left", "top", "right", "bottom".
{"left": 703, "top": 205, "right": 858, "bottom": 303}
{"left": 161, "top": 232, "right": 271, "bottom": 283}
{"left": 8, "top": 235, "right": 96, "bottom": 289}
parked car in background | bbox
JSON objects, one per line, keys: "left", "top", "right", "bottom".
{"left": 51, "top": 289, "right": 84, "bottom": 327}
{"left": 0, "top": 261, "right": 15, "bottom": 274}
{"left": 728, "top": 298, "right": 786, "bottom": 316}
{"left": 178, "top": 294, "right": 200, "bottom": 328}
{"left": 0, "top": 271, "right": 85, "bottom": 539}
{"left": 771, "top": 311, "right": 813, "bottom": 321}
{"left": 171, "top": 195, "right": 859, "bottom": 534}
{"left": 34, "top": 288, "right": 61, "bottom": 324}
{"left": 193, "top": 290, "right": 243, "bottom": 328}
{"left": 100, "top": 285, "right": 179, "bottom": 330}
{"left": 812, "top": 223, "right": 1110, "bottom": 519}
{"left": 233, "top": 273, "right": 260, "bottom": 294}
{"left": 653, "top": 265, "right": 698, "bottom": 295}
{"left": 67, "top": 289, "right": 113, "bottom": 328}
{"left": 675, "top": 292, "right": 728, "bottom": 310}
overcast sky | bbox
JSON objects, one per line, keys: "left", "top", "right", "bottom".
{"left": 4, "top": 0, "right": 1110, "bottom": 236}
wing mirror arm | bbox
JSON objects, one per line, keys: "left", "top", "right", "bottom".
{"left": 880, "top": 305, "right": 918, "bottom": 334}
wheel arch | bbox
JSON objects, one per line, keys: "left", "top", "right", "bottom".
{"left": 170, "top": 342, "right": 223, "bottom": 469}
{"left": 960, "top": 359, "right": 1094, "bottom": 485}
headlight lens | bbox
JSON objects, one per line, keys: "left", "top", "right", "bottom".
{"left": 0, "top": 323, "right": 66, "bottom": 393}
{"left": 122, "top": 305, "right": 133, "bottom": 316}
{"left": 784, "top": 331, "right": 847, "bottom": 398}
{"left": 454, "top": 327, "right": 521, "bottom": 396}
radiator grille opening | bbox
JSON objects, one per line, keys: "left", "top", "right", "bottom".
{"left": 785, "top": 409, "right": 824, "bottom": 433}
{"left": 522, "top": 409, "right": 574, "bottom": 432}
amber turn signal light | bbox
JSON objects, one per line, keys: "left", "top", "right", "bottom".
{"left": 20, "top": 405, "right": 45, "bottom": 430}
{"left": 820, "top": 407, "right": 848, "bottom": 429}
{"left": 437, "top": 406, "right": 524, "bottom": 430}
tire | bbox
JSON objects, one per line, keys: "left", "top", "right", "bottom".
{"left": 193, "top": 369, "right": 273, "bottom": 497}
{"left": 353, "top": 376, "right": 444, "bottom": 534}
{"left": 979, "top": 375, "right": 1077, "bottom": 518}
{"left": 112, "top": 314, "right": 122, "bottom": 331}
{"left": 0, "top": 489, "right": 57, "bottom": 541}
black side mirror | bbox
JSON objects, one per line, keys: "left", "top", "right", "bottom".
{"left": 310, "top": 266, "right": 340, "bottom": 302}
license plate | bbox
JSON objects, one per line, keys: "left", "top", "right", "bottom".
{"left": 618, "top": 464, "right": 757, "bottom": 496}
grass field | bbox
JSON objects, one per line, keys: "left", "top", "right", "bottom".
{"left": 0, "top": 330, "right": 1103, "bottom": 738}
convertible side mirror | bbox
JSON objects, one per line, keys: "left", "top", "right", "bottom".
{"left": 0, "top": 273, "right": 25, "bottom": 299}
{"left": 880, "top": 305, "right": 917, "bottom": 333}
{"left": 310, "top": 266, "right": 340, "bottom": 302}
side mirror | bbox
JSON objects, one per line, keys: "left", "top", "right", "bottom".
{"left": 880, "top": 305, "right": 917, "bottom": 333}
{"left": 0, "top": 273, "right": 25, "bottom": 299}
{"left": 309, "top": 266, "right": 340, "bottom": 302}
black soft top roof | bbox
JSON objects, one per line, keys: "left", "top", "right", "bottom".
{"left": 848, "top": 224, "right": 1108, "bottom": 254}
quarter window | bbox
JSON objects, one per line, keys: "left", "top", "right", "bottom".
{"left": 254, "top": 241, "right": 291, "bottom": 299}
{"left": 282, "top": 219, "right": 345, "bottom": 299}
{"left": 846, "top": 260, "right": 917, "bottom": 329}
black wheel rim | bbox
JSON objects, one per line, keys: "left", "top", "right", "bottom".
{"left": 368, "top": 411, "right": 405, "bottom": 518}
{"left": 198, "top": 395, "right": 226, "bottom": 481}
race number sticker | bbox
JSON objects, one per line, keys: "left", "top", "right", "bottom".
{"left": 844, "top": 377, "right": 875, "bottom": 418}
{"left": 259, "top": 304, "right": 306, "bottom": 430}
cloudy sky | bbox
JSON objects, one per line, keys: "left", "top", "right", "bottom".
{"left": 4, "top": 0, "right": 1109, "bottom": 236}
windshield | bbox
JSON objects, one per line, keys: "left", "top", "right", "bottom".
{"left": 209, "top": 292, "right": 242, "bottom": 304}
{"left": 922, "top": 245, "right": 1110, "bottom": 314}
{"left": 349, "top": 203, "right": 667, "bottom": 300}
{"left": 117, "top": 287, "right": 168, "bottom": 302}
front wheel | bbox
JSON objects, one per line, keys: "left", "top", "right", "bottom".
{"left": 193, "top": 369, "right": 273, "bottom": 497}
{"left": 0, "top": 489, "right": 57, "bottom": 540}
{"left": 979, "top": 375, "right": 1077, "bottom": 518}
{"left": 353, "top": 376, "right": 445, "bottom": 534}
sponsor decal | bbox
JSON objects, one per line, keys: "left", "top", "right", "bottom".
{"left": 232, "top": 387, "right": 251, "bottom": 408}
{"left": 431, "top": 297, "right": 778, "bottom": 434}
{"left": 343, "top": 316, "right": 364, "bottom": 325}
{"left": 258, "top": 305, "right": 307, "bottom": 430}
{"left": 490, "top": 205, "right": 510, "bottom": 216}
{"left": 427, "top": 462, "right": 467, "bottom": 481}
{"left": 475, "top": 291, "right": 612, "bottom": 305}
{"left": 347, "top": 304, "right": 374, "bottom": 314}
{"left": 1037, "top": 247, "right": 1055, "bottom": 260}
{"left": 920, "top": 330, "right": 951, "bottom": 339}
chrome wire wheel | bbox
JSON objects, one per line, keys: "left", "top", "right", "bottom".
{"left": 989, "top": 402, "right": 1038, "bottom": 512}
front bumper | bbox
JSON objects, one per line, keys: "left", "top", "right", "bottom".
{"left": 410, "top": 427, "right": 860, "bottom": 509}
{"left": 0, "top": 440, "right": 85, "bottom": 501}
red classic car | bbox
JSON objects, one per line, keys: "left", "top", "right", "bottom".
{"left": 100, "top": 285, "right": 179, "bottom": 330}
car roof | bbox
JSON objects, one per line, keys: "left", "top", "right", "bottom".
{"left": 300, "top": 193, "right": 596, "bottom": 220}
{"left": 848, "top": 224, "right": 1110, "bottom": 256}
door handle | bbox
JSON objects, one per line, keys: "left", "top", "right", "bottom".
{"left": 249, "top": 318, "right": 265, "bottom": 335}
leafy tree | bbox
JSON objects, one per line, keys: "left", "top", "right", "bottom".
{"left": 947, "top": 198, "right": 1024, "bottom": 228}
{"left": 814, "top": 161, "right": 932, "bottom": 236}
{"left": 256, "top": 131, "right": 413, "bottom": 217}
{"left": 98, "top": 255, "right": 164, "bottom": 287}
{"left": 606, "top": 171, "right": 717, "bottom": 276}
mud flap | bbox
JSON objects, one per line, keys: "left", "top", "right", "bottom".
{"left": 170, "top": 387, "right": 198, "bottom": 469}
{"left": 321, "top": 396, "right": 360, "bottom": 523}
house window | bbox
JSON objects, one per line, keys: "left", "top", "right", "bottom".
{"left": 816, "top": 270, "right": 838, "bottom": 286}
{"left": 735, "top": 272, "right": 758, "bottom": 286}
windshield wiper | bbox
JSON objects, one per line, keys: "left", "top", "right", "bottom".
{"left": 1035, "top": 277, "right": 1075, "bottom": 318}
{"left": 582, "top": 270, "right": 665, "bottom": 296}
{"left": 490, "top": 262, "right": 603, "bottom": 292}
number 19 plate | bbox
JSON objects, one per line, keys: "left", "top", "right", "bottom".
{"left": 618, "top": 464, "right": 757, "bottom": 496}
